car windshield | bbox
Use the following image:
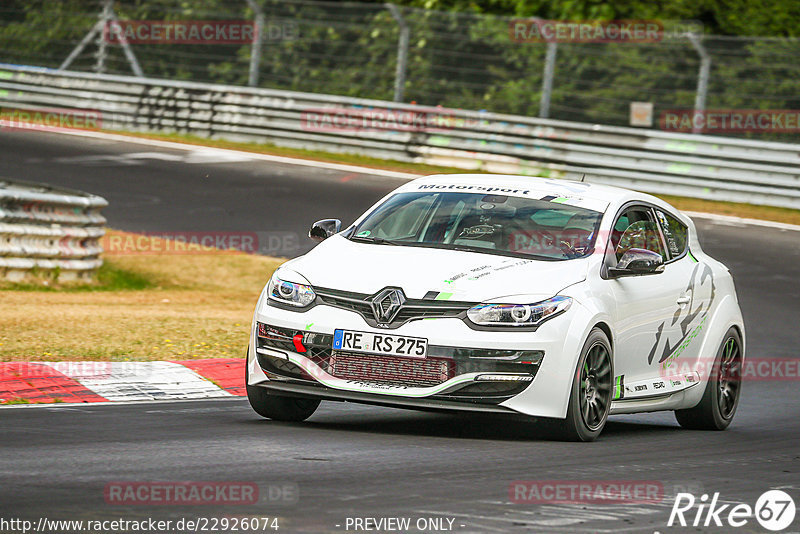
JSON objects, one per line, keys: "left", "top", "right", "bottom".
{"left": 351, "top": 191, "right": 603, "bottom": 260}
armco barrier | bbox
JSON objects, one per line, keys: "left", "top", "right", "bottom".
{"left": 1, "top": 64, "right": 799, "bottom": 209}
{"left": 0, "top": 179, "right": 107, "bottom": 281}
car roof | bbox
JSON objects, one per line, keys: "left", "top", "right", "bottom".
{"left": 398, "top": 173, "right": 668, "bottom": 214}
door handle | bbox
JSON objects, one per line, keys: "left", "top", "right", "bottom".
{"left": 677, "top": 296, "right": 691, "bottom": 306}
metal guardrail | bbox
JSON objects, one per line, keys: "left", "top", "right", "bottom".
{"left": 0, "top": 179, "right": 107, "bottom": 281}
{"left": 1, "top": 64, "right": 799, "bottom": 209}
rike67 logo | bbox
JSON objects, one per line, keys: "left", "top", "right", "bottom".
{"left": 668, "top": 490, "right": 796, "bottom": 531}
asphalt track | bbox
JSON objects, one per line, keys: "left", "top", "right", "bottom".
{"left": 1, "top": 130, "right": 799, "bottom": 533}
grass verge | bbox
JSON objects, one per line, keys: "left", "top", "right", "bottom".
{"left": 0, "top": 230, "right": 284, "bottom": 362}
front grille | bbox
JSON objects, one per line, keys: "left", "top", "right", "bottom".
{"left": 393, "top": 303, "right": 468, "bottom": 322}
{"left": 256, "top": 323, "right": 542, "bottom": 397}
{"left": 328, "top": 351, "right": 455, "bottom": 388}
{"left": 257, "top": 323, "right": 331, "bottom": 366}
{"left": 315, "top": 289, "right": 374, "bottom": 318}
{"left": 315, "top": 287, "right": 473, "bottom": 329}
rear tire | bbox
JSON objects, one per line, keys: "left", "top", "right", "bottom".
{"left": 675, "top": 327, "right": 742, "bottom": 430}
{"left": 245, "top": 351, "right": 320, "bottom": 422}
{"left": 546, "top": 328, "right": 613, "bottom": 442}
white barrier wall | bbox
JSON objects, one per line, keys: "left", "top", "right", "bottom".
{"left": 0, "top": 179, "right": 107, "bottom": 281}
{"left": 1, "top": 64, "right": 798, "bottom": 209}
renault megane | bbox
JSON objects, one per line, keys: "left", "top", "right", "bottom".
{"left": 246, "top": 174, "right": 744, "bottom": 441}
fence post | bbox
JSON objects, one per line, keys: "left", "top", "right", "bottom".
{"left": 688, "top": 32, "right": 711, "bottom": 134}
{"left": 246, "top": 0, "right": 264, "bottom": 87}
{"left": 539, "top": 41, "right": 557, "bottom": 119}
{"left": 60, "top": 0, "right": 143, "bottom": 76}
{"left": 93, "top": 0, "right": 112, "bottom": 74}
{"left": 386, "top": 3, "right": 410, "bottom": 102}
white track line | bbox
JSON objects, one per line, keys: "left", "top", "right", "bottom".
{"left": 43, "top": 128, "right": 420, "bottom": 179}
{"left": 684, "top": 210, "right": 800, "bottom": 232}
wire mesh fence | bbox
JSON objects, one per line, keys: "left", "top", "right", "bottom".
{"left": 1, "top": 0, "right": 799, "bottom": 138}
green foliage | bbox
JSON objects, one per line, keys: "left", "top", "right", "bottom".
{"left": 1, "top": 261, "right": 155, "bottom": 292}
{"left": 359, "top": 0, "right": 800, "bottom": 37}
{"left": 0, "top": 0, "right": 798, "bottom": 136}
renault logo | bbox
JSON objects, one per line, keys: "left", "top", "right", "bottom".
{"left": 370, "top": 288, "right": 406, "bottom": 324}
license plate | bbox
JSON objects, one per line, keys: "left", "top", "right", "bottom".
{"left": 333, "top": 329, "right": 427, "bottom": 358}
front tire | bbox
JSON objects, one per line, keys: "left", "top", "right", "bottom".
{"left": 674, "top": 327, "right": 742, "bottom": 430}
{"left": 245, "top": 351, "right": 320, "bottom": 422}
{"left": 547, "top": 328, "right": 613, "bottom": 442}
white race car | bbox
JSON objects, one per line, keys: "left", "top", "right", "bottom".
{"left": 246, "top": 174, "right": 744, "bottom": 441}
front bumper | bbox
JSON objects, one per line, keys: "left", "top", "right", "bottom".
{"left": 258, "top": 380, "right": 518, "bottom": 415}
{"left": 249, "top": 294, "right": 594, "bottom": 419}
{"left": 254, "top": 323, "right": 541, "bottom": 404}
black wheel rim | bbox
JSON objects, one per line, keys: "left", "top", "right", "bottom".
{"left": 716, "top": 337, "right": 742, "bottom": 419}
{"left": 579, "top": 342, "right": 612, "bottom": 431}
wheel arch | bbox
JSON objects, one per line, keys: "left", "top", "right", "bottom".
{"left": 592, "top": 321, "right": 613, "bottom": 350}
{"left": 676, "top": 293, "right": 745, "bottom": 411}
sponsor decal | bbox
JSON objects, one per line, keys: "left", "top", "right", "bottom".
{"left": 344, "top": 380, "right": 410, "bottom": 391}
{"left": 442, "top": 259, "right": 530, "bottom": 288}
{"left": 612, "top": 375, "right": 624, "bottom": 400}
{"left": 648, "top": 263, "right": 715, "bottom": 366}
{"left": 417, "top": 184, "right": 531, "bottom": 195}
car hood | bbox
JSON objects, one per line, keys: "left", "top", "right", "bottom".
{"left": 282, "top": 235, "right": 589, "bottom": 302}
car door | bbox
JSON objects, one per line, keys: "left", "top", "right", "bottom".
{"left": 604, "top": 205, "right": 692, "bottom": 399}
{"left": 648, "top": 208, "right": 714, "bottom": 386}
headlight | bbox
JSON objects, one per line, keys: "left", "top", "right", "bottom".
{"left": 267, "top": 274, "right": 316, "bottom": 308}
{"left": 467, "top": 296, "right": 571, "bottom": 327}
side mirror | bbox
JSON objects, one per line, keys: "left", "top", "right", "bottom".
{"left": 308, "top": 219, "right": 341, "bottom": 242}
{"left": 609, "top": 248, "right": 664, "bottom": 278}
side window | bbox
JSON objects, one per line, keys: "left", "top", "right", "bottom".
{"left": 655, "top": 210, "right": 688, "bottom": 259}
{"left": 610, "top": 207, "right": 667, "bottom": 263}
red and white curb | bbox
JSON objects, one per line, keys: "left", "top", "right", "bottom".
{"left": 0, "top": 359, "right": 245, "bottom": 405}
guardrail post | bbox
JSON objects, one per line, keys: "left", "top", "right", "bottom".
{"left": 539, "top": 41, "right": 558, "bottom": 119}
{"left": 386, "top": 3, "right": 410, "bottom": 102}
{"left": 688, "top": 32, "right": 711, "bottom": 135}
{"left": 0, "top": 180, "right": 108, "bottom": 281}
{"left": 246, "top": 0, "right": 265, "bottom": 87}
